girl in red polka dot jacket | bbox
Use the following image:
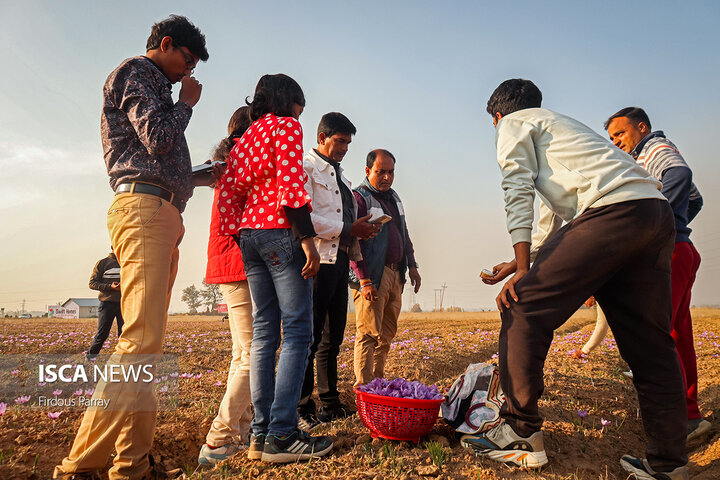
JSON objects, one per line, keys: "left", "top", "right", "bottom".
{"left": 216, "top": 74, "right": 333, "bottom": 463}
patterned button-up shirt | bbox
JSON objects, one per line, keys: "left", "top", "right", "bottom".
{"left": 102, "top": 56, "right": 194, "bottom": 211}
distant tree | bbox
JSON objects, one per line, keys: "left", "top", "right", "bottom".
{"left": 201, "top": 280, "right": 222, "bottom": 312}
{"left": 181, "top": 285, "right": 202, "bottom": 314}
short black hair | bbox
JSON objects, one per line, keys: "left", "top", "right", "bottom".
{"left": 603, "top": 107, "right": 652, "bottom": 131}
{"left": 246, "top": 74, "right": 305, "bottom": 121}
{"left": 317, "top": 112, "right": 356, "bottom": 140}
{"left": 146, "top": 15, "right": 209, "bottom": 62}
{"left": 486, "top": 79, "right": 542, "bottom": 118}
{"left": 366, "top": 149, "right": 396, "bottom": 168}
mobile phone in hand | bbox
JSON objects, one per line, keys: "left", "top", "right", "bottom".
{"left": 192, "top": 160, "right": 227, "bottom": 176}
{"left": 369, "top": 214, "right": 392, "bottom": 225}
{"left": 480, "top": 268, "right": 496, "bottom": 280}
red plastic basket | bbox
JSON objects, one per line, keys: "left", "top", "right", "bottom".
{"left": 355, "top": 388, "right": 444, "bottom": 443}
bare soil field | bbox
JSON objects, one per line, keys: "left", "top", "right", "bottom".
{"left": 1, "top": 309, "right": 718, "bottom": 479}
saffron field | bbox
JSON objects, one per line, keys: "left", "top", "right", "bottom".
{"left": 0, "top": 310, "right": 718, "bottom": 479}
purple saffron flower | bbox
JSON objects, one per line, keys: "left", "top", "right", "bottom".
{"left": 48, "top": 411, "right": 62, "bottom": 419}
{"left": 53, "top": 389, "right": 62, "bottom": 396}
{"left": 0, "top": 402, "right": 6, "bottom": 416}
{"left": 577, "top": 410, "right": 588, "bottom": 419}
{"left": 15, "top": 395, "right": 30, "bottom": 405}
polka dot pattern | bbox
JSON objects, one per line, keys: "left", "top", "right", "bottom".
{"left": 217, "top": 114, "right": 311, "bottom": 235}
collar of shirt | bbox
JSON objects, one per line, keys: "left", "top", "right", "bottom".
{"left": 140, "top": 56, "right": 173, "bottom": 87}
{"left": 631, "top": 130, "right": 666, "bottom": 159}
{"left": 313, "top": 149, "right": 344, "bottom": 174}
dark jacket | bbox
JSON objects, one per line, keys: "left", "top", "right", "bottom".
{"left": 89, "top": 253, "right": 121, "bottom": 302}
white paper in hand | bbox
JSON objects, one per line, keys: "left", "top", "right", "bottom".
{"left": 368, "top": 207, "right": 385, "bottom": 222}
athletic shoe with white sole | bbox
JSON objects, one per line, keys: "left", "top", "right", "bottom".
{"left": 297, "top": 411, "right": 321, "bottom": 431}
{"left": 461, "top": 420, "right": 548, "bottom": 468}
{"left": 198, "top": 442, "right": 244, "bottom": 466}
{"left": 261, "top": 430, "right": 333, "bottom": 463}
{"left": 248, "top": 433, "right": 266, "bottom": 460}
{"left": 620, "top": 455, "right": 688, "bottom": 480}
{"left": 687, "top": 417, "right": 712, "bottom": 442}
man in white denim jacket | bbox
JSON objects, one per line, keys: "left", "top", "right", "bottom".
{"left": 298, "top": 112, "right": 379, "bottom": 429}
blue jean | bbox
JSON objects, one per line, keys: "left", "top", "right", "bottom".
{"left": 237, "top": 228, "right": 313, "bottom": 436}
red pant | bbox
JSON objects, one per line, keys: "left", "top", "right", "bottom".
{"left": 671, "top": 242, "right": 702, "bottom": 420}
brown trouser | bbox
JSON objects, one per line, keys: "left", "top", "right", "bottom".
{"left": 353, "top": 267, "right": 403, "bottom": 387}
{"left": 56, "top": 193, "right": 184, "bottom": 479}
{"left": 500, "top": 199, "right": 687, "bottom": 471}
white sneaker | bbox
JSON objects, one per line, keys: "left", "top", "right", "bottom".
{"left": 687, "top": 418, "right": 712, "bottom": 442}
{"left": 198, "top": 442, "right": 244, "bottom": 466}
{"left": 620, "top": 455, "right": 688, "bottom": 480}
{"left": 461, "top": 420, "right": 548, "bottom": 468}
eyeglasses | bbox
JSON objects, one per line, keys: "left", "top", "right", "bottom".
{"left": 177, "top": 46, "right": 196, "bottom": 74}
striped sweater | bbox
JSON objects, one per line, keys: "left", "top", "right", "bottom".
{"left": 632, "top": 131, "right": 703, "bottom": 242}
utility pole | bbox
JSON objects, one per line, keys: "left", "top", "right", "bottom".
{"left": 439, "top": 283, "right": 447, "bottom": 311}
{"left": 433, "top": 288, "right": 442, "bottom": 311}
{"left": 21, "top": 299, "right": 26, "bottom": 314}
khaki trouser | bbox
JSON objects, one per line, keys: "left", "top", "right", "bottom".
{"left": 56, "top": 193, "right": 183, "bottom": 480}
{"left": 353, "top": 267, "right": 403, "bottom": 387}
{"left": 205, "top": 281, "right": 253, "bottom": 446}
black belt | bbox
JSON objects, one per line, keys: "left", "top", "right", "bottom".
{"left": 115, "top": 182, "right": 181, "bottom": 210}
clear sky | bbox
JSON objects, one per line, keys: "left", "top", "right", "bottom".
{"left": 1, "top": 0, "right": 719, "bottom": 313}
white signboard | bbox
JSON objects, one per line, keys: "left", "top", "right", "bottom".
{"left": 48, "top": 305, "right": 79, "bottom": 319}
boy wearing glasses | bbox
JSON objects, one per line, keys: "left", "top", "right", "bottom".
{"left": 54, "top": 15, "right": 209, "bottom": 480}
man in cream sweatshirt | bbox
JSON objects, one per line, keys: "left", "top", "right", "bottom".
{"left": 465, "top": 79, "right": 687, "bottom": 480}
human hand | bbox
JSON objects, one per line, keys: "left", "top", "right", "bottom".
{"left": 409, "top": 266, "right": 421, "bottom": 294}
{"left": 192, "top": 160, "right": 228, "bottom": 187}
{"left": 300, "top": 238, "right": 320, "bottom": 279}
{"left": 179, "top": 75, "right": 202, "bottom": 108}
{"left": 584, "top": 297, "right": 596, "bottom": 308}
{"left": 350, "top": 214, "right": 380, "bottom": 239}
{"left": 362, "top": 284, "right": 378, "bottom": 301}
{"left": 482, "top": 260, "right": 517, "bottom": 285}
{"left": 495, "top": 268, "right": 528, "bottom": 310}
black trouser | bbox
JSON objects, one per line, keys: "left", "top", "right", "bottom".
{"left": 87, "top": 301, "right": 123, "bottom": 356}
{"left": 298, "top": 250, "right": 350, "bottom": 412}
{"left": 499, "top": 199, "right": 687, "bottom": 471}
